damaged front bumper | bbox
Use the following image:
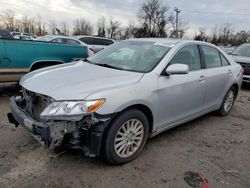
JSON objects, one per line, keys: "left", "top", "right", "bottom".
{"left": 8, "top": 96, "right": 113, "bottom": 157}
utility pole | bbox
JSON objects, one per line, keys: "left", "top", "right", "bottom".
{"left": 174, "top": 7, "right": 181, "bottom": 38}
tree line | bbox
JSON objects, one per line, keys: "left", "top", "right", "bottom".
{"left": 0, "top": 0, "right": 187, "bottom": 39}
{"left": 0, "top": 0, "right": 249, "bottom": 46}
{"left": 194, "top": 24, "right": 250, "bottom": 46}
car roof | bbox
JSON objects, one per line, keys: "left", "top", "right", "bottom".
{"left": 127, "top": 38, "right": 217, "bottom": 47}
{"left": 38, "top": 35, "right": 83, "bottom": 41}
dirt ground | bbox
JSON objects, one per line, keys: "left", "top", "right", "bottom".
{"left": 0, "top": 83, "right": 249, "bottom": 188}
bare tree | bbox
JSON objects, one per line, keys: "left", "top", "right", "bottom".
{"left": 0, "top": 9, "right": 16, "bottom": 31}
{"left": 137, "top": 0, "right": 173, "bottom": 37}
{"left": 124, "top": 21, "right": 138, "bottom": 39}
{"left": 194, "top": 27, "right": 209, "bottom": 41}
{"left": 97, "top": 17, "right": 106, "bottom": 37}
{"left": 73, "top": 18, "right": 93, "bottom": 35}
{"left": 20, "top": 16, "right": 35, "bottom": 33}
{"left": 49, "top": 20, "right": 57, "bottom": 35}
{"left": 169, "top": 15, "right": 188, "bottom": 38}
{"left": 107, "top": 18, "right": 121, "bottom": 39}
{"left": 60, "top": 21, "right": 70, "bottom": 35}
{"left": 36, "top": 14, "right": 42, "bottom": 35}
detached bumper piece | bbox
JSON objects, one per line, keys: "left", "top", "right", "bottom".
{"left": 8, "top": 96, "right": 51, "bottom": 147}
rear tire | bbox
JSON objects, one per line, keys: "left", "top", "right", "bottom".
{"left": 218, "top": 87, "right": 236, "bottom": 116}
{"left": 102, "top": 109, "right": 149, "bottom": 165}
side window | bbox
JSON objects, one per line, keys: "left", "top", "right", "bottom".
{"left": 79, "top": 37, "right": 92, "bottom": 45}
{"left": 52, "top": 38, "right": 63, "bottom": 43}
{"left": 170, "top": 45, "right": 202, "bottom": 71}
{"left": 65, "top": 39, "right": 80, "bottom": 45}
{"left": 220, "top": 54, "right": 230, "bottom": 66}
{"left": 202, "top": 46, "right": 222, "bottom": 68}
{"left": 103, "top": 39, "right": 114, "bottom": 45}
{"left": 91, "top": 38, "right": 100, "bottom": 45}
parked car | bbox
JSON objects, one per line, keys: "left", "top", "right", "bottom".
{"left": 0, "top": 30, "right": 89, "bottom": 82}
{"left": 0, "top": 29, "right": 14, "bottom": 39}
{"left": 37, "top": 35, "right": 94, "bottom": 56}
{"left": 8, "top": 39, "right": 243, "bottom": 164}
{"left": 14, "top": 35, "right": 35, "bottom": 40}
{"left": 74, "top": 35, "right": 115, "bottom": 53}
{"left": 231, "top": 43, "right": 250, "bottom": 84}
{"left": 11, "top": 32, "right": 37, "bottom": 38}
{"left": 221, "top": 46, "right": 236, "bottom": 55}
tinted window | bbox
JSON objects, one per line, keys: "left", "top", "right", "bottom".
{"left": 170, "top": 45, "right": 202, "bottom": 71}
{"left": 202, "top": 46, "right": 222, "bottom": 68}
{"left": 220, "top": 54, "right": 230, "bottom": 66}
{"left": 102, "top": 39, "right": 114, "bottom": 45}
{"left": 79, "top": 37, "right": 92, "bottom": 45}
{"left": 79, "top": 37, "right": 113, "bottom": 45}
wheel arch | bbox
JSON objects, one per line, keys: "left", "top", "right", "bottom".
{"left": 106, "top": 104, "right": 154, "bottom": 136}
{"left": 231, "top": 83, "right": 239, "bottom": 97}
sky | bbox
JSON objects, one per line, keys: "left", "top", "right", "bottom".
{"left": 0, "top": 0, "right": 250, "bottom": 37}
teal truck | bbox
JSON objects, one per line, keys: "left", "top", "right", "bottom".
{"left": 0, "top": 30, "right": 88, "bottom": 82}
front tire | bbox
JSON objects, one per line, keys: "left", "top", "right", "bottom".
{"left": 103, "top": 109, "right": 149, "bottom": 165}
{"left": 218, "top": 87, "right": 236, "bottom": 116}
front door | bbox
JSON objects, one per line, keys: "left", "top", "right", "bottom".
{"left": 158, "top": 44, "right": 206, "bottom": 130}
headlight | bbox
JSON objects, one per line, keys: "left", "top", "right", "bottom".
{"left": 40, "top": 99, "right": 105, "bottom": 120}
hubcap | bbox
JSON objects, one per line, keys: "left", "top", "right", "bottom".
{"left": 224, "top": 90, "right": 234, "bottom": 112}
{"left": 114, "top": 119, "right": 144, "bottom": 158}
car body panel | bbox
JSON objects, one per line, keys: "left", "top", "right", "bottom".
{"left": 20, "top": 61, "right": 144, "bottom": 100}
{"left": 0, "top": 38, "right": 88, "bottom": 82}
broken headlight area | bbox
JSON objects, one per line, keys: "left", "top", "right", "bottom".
{"left": 9, "top": 89, "right": 112, "bottom": 157}
{"left": 40, "top": 99, "right": 105, "bottom": 121}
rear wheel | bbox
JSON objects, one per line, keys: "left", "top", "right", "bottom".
{"left": 218, "top": 87, "right": 236, "bottom": 116}
{"left": 102, "top": 109, "right": 149, "bottom": 164}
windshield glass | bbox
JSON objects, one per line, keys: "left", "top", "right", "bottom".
{"left": 234, "top": 44, "right": 250, "bottom": 57}
{"left": 87, "top": 41, "right": 171, "bottom": 73}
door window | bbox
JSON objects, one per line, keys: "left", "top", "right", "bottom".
{"left": 220, "top": 54, "right": 230, "bottom": 66}
{"left": 202, "top": 46, "right": 222, "bottom": 68}
{"left": 170, "top": 45, "right": 202, "bottom": 71}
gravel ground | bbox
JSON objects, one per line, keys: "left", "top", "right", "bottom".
{"left": 0, "top": 83, "right": 249, "bottom": 188}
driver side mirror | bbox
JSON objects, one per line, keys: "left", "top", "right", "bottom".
{"left": 165, "top": 64, "right": 189, "bottom": 75}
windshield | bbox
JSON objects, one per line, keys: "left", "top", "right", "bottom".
{"left": 87, "top": 41, "right": 171, "bottom": 73}
{"left": 234, "top": 44, "right": 250, "bottom": 57}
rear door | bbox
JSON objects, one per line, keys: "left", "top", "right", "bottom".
{"left": 200, "top": 45, "right": 232, "bottom": 110}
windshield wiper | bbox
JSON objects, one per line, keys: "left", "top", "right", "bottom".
{"left": 95, "top": 63, "right": 123, "bottom": 70}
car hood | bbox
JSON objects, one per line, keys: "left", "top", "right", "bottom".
{"left": 231, "top": 55, "right": 250, "bottom": 64}
{"left": 20, "top": 61, "right": 144, "bottom": 100}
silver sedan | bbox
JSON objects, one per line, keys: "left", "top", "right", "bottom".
{"left": 9, "top": 39, "right": 243, "bottom": 164}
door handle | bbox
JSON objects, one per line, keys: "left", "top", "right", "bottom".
{"left": 228, "top": 69, "right": 233, "bottom": 75}
{"left": 199, "top": 75, "right": 206, "bottom": 82}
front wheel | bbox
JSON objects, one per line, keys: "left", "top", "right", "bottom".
{"left": 102, "top": 109, "right": 149, "bottom": 165}
{"left": 218, "top": 87, "right": 236, "bottom": 116}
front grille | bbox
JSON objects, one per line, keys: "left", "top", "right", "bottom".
{"left": 237, "top": 62, "right": 250, "bottom": 75}
{"left": 22, "top": 88, "right": 51, "bottom": 121}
